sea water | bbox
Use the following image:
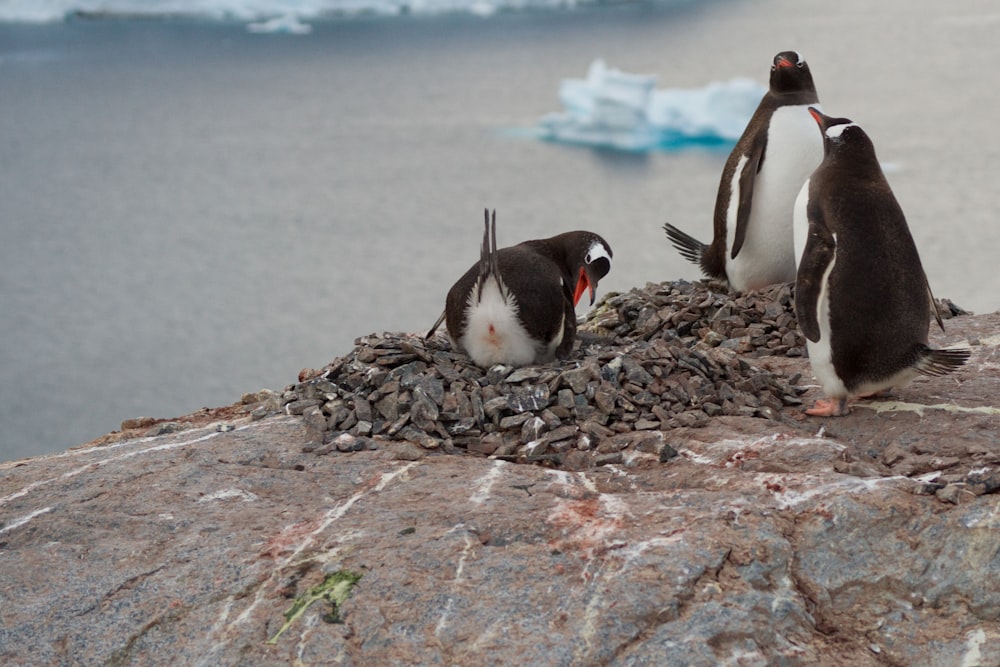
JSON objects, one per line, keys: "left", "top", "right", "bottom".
{"left": 1, "top": 0, "right": 998, "bottom": 461}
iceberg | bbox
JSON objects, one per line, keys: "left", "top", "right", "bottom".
{"left": 246, "top": 13, "right": 313, "bottom": 33}
{"left": 538, "top": 59, "right": 766, "bottom": 152}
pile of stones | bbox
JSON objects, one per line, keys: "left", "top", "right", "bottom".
{"left": 278, "top": 280, "right": 813, "bottom": 469}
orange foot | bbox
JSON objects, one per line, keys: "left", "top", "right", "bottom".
{"left": 805, "top": 397, "right": 850, "bottom": 416}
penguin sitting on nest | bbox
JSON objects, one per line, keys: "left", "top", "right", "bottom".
{"left": 794, "top": 108, "right": 969, "bottom": 416}
{"left": 428, "top": 209, "right": 612, "bottom": 368}
{"left": 664, "top": 50, "right": 823, "bottom": 292}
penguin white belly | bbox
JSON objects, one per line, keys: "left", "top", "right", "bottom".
{"left": 460, "top": 279, "right": 559, "bottom": 367}
{"left": 726, "top": 104, "right": 823, "bottom": 291}
{"left": 805, "top": 242, "right": 848, "bottom": 399}
{"left": 792, "top": 177, "right": 810, "bottom": 271}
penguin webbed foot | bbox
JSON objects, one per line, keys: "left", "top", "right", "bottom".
{"left": 805, "top": 397, "right": 850, "bottom": 417}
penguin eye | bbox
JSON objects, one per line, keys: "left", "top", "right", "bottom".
{"left": 585, "top": 243, "right": 609, "bottom": 265}
{"left": 796, "top": 61, "right": 805, "bottom": 69}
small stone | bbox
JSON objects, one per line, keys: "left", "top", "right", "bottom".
{"left": 144, "top": 422, "right": 183, "bottom": 437}
{"left": 594, "top": 452, "right": 623, "bottom": 467}
{"left": 621, "top": 357, "right": 654, "bottom": 386}
{"left": 121, "top": 416, "right": 157, "bottom": 431}
{"left": 499, "top": 413, "right": 533, "bottom": 430}
{"left": 353, "top": 397, "right": 373, "bottom": 423}
{"left": 562, "top": 450, "right": 593, "bottom": 471}
{"left": 375, "top": 394, "right": 401, "bottom": 421}
{"left": 557, "top": 388, "right": 576, "bottom": 410}
{"left": 507, "top": 384, "right": 551, "bottom": 413}
{"left": 334, "top": 433, "right": 367, "bottom": 452}
{"left": 468, "top": 434, "right": 503, "bottom": 456}
{"left": 659, "top": 444, "right": 679, "bottom": 462}
{"left": 560, "top": 364, "right": 597, "bottom": 393}
{"left": 285, "top": 398, "right": 323, "bottom": 416}
{"left": 543, "top": 425, "right": 580, "bottom": 444}
{"left": 410, "top": 390, "right": 440, "bottom": 430}
{"left": 398, "top": 426, "right": 441, "bottom": 450}
{"left": 539, "top": 409, "right": 562, "bottom": 429}
{"left": 303, "top": 406, "right": 328, "bottom": 433}
{"left": 521, "top": 417, "right": 547, "bottom": 442}
{"left": 483, "top": 396, "right": 509, "bottom": 420}
{"left": 935, "top": 483, "right": 975, "bottom": 505}
{"left": 593, "top": 383, "right": 618, "bottom": 414}
{"left": 391, "top": 442, "right": 426, "bottom": 461}
{"left": 506, "top": 367, "right": 543, "bottom": 383}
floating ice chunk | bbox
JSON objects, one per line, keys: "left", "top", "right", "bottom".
{"left": 247, "top": 13, "right": 313, "bottom": 34}
{"left": 539, "top": 60, "right": 658, "bottom": 152}
{"left": 538, "top": 59, "right": 767, "bottom": 152}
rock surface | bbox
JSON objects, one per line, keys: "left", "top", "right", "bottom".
{"left": 1, "top": 282, "right": 999, "bottom": 666}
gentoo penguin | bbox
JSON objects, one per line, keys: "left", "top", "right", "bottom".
{"left": 430, "top": 210, "right": 612, "bottom": 368}
{"left": 664, "top": 50, "right": 823, "bottom": 291}
{"left": 794, "top": 108, "right": 969, "bottom": 416}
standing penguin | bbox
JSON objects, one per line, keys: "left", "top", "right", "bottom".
{"left": 794, "top": 108, "right": 969, "bottom": 416}
{"left": 429, "top": 210, "right": 612, "bottom": 368}
{"left": 664, "top": 50, "right": 823, "bottom": 291}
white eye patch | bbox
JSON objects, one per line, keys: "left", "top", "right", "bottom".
{"left": 825, "top": 122, "right": 859, "bottom": 140}
{"left": 585, "top": 241, "right": 611, "bottom": 265}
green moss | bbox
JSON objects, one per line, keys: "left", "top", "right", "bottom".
{"left": 266, "top": 570, "right": 362, "bottom": 645}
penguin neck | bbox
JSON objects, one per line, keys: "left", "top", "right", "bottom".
{"left": 771, "top": 88, "right": 819, "bottom": 106}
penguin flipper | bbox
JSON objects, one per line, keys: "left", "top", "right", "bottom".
{"left": 794, "top": 216, "right": 836, "bottom": 343}
{"left": 923, "top": 277, "right": 945, "bottom": 332}
{"left": 663, "top": 223, "right": 707, "bottom": 266}
{"left": 730, "top": 132, "right": 767, "bottom": 260}
{"left": 913, "top": 346, "right": 970, "bottom": 377}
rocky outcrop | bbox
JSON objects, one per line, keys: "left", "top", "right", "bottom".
{"left": 1, "top": 283, "right": 998, "bottom": 666}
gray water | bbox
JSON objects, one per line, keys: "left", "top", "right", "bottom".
{"left": 2, "top": 0, "right": 998, "bottom": 461}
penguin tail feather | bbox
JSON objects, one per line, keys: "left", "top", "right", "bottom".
{"left": 425, "top": 309, "right": 446, "bottom": 340}
{"left": 663, "top": 223, "right": 706, "bottom": 266}
{"left": 476, "top": 209, "right": 500, "bottom": 294}
{"left": 914, "top": 346, "right": 971, "bottom": 377}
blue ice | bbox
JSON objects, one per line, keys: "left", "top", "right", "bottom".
{"left": 538, "top": 60, "right": 766, "bottom": 152}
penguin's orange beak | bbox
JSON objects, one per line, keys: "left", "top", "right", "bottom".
{"left": 573, "top": 266, "right": 595, "bottom": 306}
{"left": 776, "top": 55, "right": 794, "bottom": 68}
{"left": 808, "top": 106, "right": 823, "bottom": 125}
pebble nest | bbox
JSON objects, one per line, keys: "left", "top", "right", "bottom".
{"left": 273, "top": 280, "right": 821, "bottom": 470}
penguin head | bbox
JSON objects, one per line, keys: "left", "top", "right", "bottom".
{"left": 808, "top": 107, "right": 876, "bottom": 157}
{"left": 769, "top": 51, "right": 816, "bottom": 96}
{"left": 570, "top": 234, "right": 613, "bottom": 307}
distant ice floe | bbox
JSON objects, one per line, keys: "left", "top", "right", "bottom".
{"left": 0, "top": 0, "right": 673, "bottom": 24}
{"left": 246, "top": 13, "right": 313, "bottom": 33}
{"left": 538, "top": 59, "right": 766, "bottom": 152}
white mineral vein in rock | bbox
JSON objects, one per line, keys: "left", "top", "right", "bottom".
{"left": 469, "top": 459, "right": 507, "bottom": 505}
{"left": 435, "top": 532, "right": 476, "bottom": 638}
{"left": 197, "top": 488, "right": 260, "bottom": 503}
{"left": 864, "top": 400, "right": 1000, "bottom": 416}
{"left": 0, "top": 506, "right": 51, "bottom": 534}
